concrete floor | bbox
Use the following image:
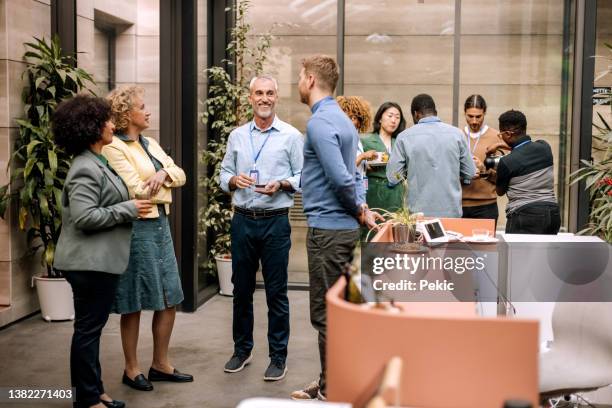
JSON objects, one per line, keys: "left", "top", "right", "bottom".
{"left": 0, "top": 290, "right": 319, "bottom": 408}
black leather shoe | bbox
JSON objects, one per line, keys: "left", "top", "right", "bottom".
{"left": 148, "top": 367, "right": 194, "bottom": 383}
{"left": 101, "top": 399, "right": 126, "bottom": 408}
{"left": 122, "top": 372, "right": 154, "bottom": 391}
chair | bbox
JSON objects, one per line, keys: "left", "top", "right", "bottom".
{"left": 540, "top": 302, "right": 612, "bottom": 402}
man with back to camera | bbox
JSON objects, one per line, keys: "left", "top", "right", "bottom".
{"left": 291, "top": 54, "right": 382, "bottom": 401}
{"left": 386, "top": 93, "right": 475, "bottom": 217}
{"left": 487, "top": 109, "right": 560, "bottom": 234}
{"left": 219, "top": 75, "right": 304, "bottom": 381}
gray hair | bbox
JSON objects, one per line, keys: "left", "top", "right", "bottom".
{"left": 249, "top": 75, "right": 278, "bottom": 92}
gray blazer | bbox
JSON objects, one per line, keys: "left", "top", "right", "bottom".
{"left": 54, "top": 150, "right": 139, "bottom": 274}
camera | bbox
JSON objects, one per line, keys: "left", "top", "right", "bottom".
{"left": 484, "top": 154, "right": 503, "bottom": 170}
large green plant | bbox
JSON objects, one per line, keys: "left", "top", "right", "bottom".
{"left": 0, "top": 36, "right": 95, "bottom": 277}
{"left": 199, "top": 0, "right": 274, "bottom": 273}
{"left": 571, "top": 43, "right": 612, "bottom": 242}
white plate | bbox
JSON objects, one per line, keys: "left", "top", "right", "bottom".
{"left": 368, "top": 160, "right": 388, "bottom": 167}
{"left": 463, "top": 236, "right": 499, "bottom": 244}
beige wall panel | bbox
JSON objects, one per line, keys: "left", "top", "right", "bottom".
{"left": 344, "top": 84, "right": 454, "bottom": 124}
{"left": 261, "top": 36, "right": 335, "bottom": 88}
{"left": 345, "top": 35, "right": 454, "bottom": 86}
{"left": 246, "top": 0, "right": 336, "bottom": 36}
{"left": 458, "top": 85, "right": 561, "bottom": 137}
{"left": 136, "top": 0, "right": 159, "bottom": 36}
{"left": 6, "top": 0, "right": 50, "bottom": 62}
{"left": 0, "top": 1, "right": 7, "bottom": 60}
{"left": 115, "top": 34, "right": 137, "bottom": 84}
{"left": 7, "top": 61, "right": 26, "bottom": 126}
{"left": 0, "top": 127, "right": 9, "bottom": 186}
{"left": 0, "top": 61, "right": 8, "bottom": 128}
{"left": 93, "top": 0, "right": 136, "bottom": 26}
{"left": 76, "top": 16, "right": 95, "bottom": 81}
{"left": 0, "top": 260, "right": 9, "bottom": 305}
{"left": 10, "top": 257, "right": 39, "bottom": 317}
{"left": 142, "top": 129, "right": 159, "bottom": 143}
{"left": 76, "top": 0, "right": 94, "bottom": 20}
{"left": 197, "top": 35, "right": 208, "bottom": 83}
{"left": 460, "top": 35, "right": 563, "bottom": 85}
{"left": 597, "top": 2, "right": 612, "bottom": 35}
{"left": 346, "top": 0, "right": 454, "bottom": 36}
{"left": 198, "top": 0, "right": 207, "bottom": 32}
{"left": 462, "top": 0, "right": 563, "bottom": 35}
{"left": 136, "top": 36, "right": 159, "bottom": 83}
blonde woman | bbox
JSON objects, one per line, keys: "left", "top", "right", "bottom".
{"left": 103, "top": 86, "right": 192, "bottom": 392}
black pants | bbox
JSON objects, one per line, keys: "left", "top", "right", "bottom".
{"left": 462, "top": 202, "right": 499, "bottom": 229}
{"left": 64, "top": 270, "right": 119, "bottom": 408}
{"left": 506, "top": 202, "right": 561, "bottom": 234}
{"left": 231, "top": 213, "right": 291, "bottom": 362}
{"left": 307, "top": 227, "right": 359, "bottom": 396}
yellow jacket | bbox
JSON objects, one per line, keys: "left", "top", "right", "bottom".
{"left": 102, "top": 135, "right": 186, "bottom": 218}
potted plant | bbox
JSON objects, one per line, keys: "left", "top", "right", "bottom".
{"left": 199, "top": 0, "right": 274, "bottom": 296}
{"left": 0, "top": 36, "right": 95, "bottom": 320}
{"left": 571, "top": 43, "right": 612, "bottom": 243}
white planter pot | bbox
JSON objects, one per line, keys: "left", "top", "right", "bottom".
{"left": 215, "top": 255, "right": 233, "bottom": 297}
{"left": 34, "top": 276, "right": 75, "bottom": 322}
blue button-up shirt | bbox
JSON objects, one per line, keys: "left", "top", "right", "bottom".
{"left": 386, "top": 116, "right": 475, "bottom": 218}
{"left": 301, "top": 96, "right": 366, "bottom": 229}
{"left": 219, "top": 116, "right": 304, "bottom": 210}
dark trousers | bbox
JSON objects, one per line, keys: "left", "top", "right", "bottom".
{"left": 506, "top": 202, "right": 561, "bottom": 234}
{"left": 231, "top": 213, "right": 291, "bottom": 362}
{"left": 462, "top": 202, "right": 499, "bottom": 229}
{"left": 63, "top": 270, "right": 119, "bottom": 408}
{"left": 307, "top": 227, "right": 359, "bottom": 395}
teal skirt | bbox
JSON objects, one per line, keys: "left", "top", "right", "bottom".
{"left": 112, "top": 206, "right": 184, "bottom": 314}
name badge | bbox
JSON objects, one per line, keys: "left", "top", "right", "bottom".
{"left": 249, "top": 169, "right": 260, "bottom": 185}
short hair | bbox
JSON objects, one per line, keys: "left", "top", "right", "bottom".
{"left": 301, "top": 54, "right": 339, "bottom": 93}
{"left": 249, "top": 75, "right": 278, "bottom": 92}
{"left": 410, "top": 94, "right": 436, "bottom": 115}
{"left": 498, "top": 109, "right": 527, "bottom": 133}
{"left": 373, "top": 101, "right": 406, "bottom": 138}
{"left": 106, "top": 85, "right": 145, "bottom": 134}
{"left": 464, "top": 94, "right": 487, "bottom": 112}
{"left": 52, "top": 94, "right": 111, "bottom": 156}
{"left": 336, "top": 95, "right": 372, "bottom": 133}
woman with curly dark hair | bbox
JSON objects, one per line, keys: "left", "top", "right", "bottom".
{"left": 53, "top": 94, "right": 152, "bottom": 408}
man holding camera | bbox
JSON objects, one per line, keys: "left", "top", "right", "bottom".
{"left": 488, "top": 110, "right": 560, "bottom": 234}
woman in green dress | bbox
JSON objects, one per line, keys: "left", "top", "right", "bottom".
{"left": 361, "top": 102, "right": 407, "bottom": 213}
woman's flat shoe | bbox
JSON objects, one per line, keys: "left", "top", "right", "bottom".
{"left": 122, "top": 372, "right": 154, "bottom": 391}
{"left": 101, "top": 399, "right": 126, "bottom": 408}
{"left": 148, "top": 367, "right": 194, "bottom": 382}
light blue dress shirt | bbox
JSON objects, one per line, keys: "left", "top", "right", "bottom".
{"left": 219, "top": 116, "right": 304, "bottom": 210}
{"left": 386, "top": 116, "right": 475, "bottom": 218}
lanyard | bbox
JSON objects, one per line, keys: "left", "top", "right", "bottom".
{"left": 464, "top": 125, "right": 487, "bottom": 154}
{"left": 513, "top": 140, "right": 531, "bottom": 150}
{"left": 249, "top": 126, "right": 272, "bottom": 167}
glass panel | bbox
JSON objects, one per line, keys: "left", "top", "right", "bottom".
{"left": 345, "top": 0, "right": 455, "bottom": 123}
{"left": 593, "top": 1, "right": 612, "bottom": 160}
{"left": 459, "top": 0, "right": 571, "bottom": 230}
{"left": 240, "top": 0, "right": 337, "bottom": 285}
{"left": 76, "top": 0, "right": 161, "bottom": 140}
{"left": 197, "top": 0, "right": 210, "bottom": 292}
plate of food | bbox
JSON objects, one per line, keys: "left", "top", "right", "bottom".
{"left": 368, "top": 152, "right": 390, "bottom": 166}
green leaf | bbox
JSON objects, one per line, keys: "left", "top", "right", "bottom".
{"left": 26, "top": 140, "right": 42, "bottom": 156}
{"left": 23, "top": 158, "right": 36, "bottom": 178}
{"left": 48, "top": 150, "right": 57, "bottom": 173}
{"left": 38, "top": 191, "right": 50, "bottom": 218}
